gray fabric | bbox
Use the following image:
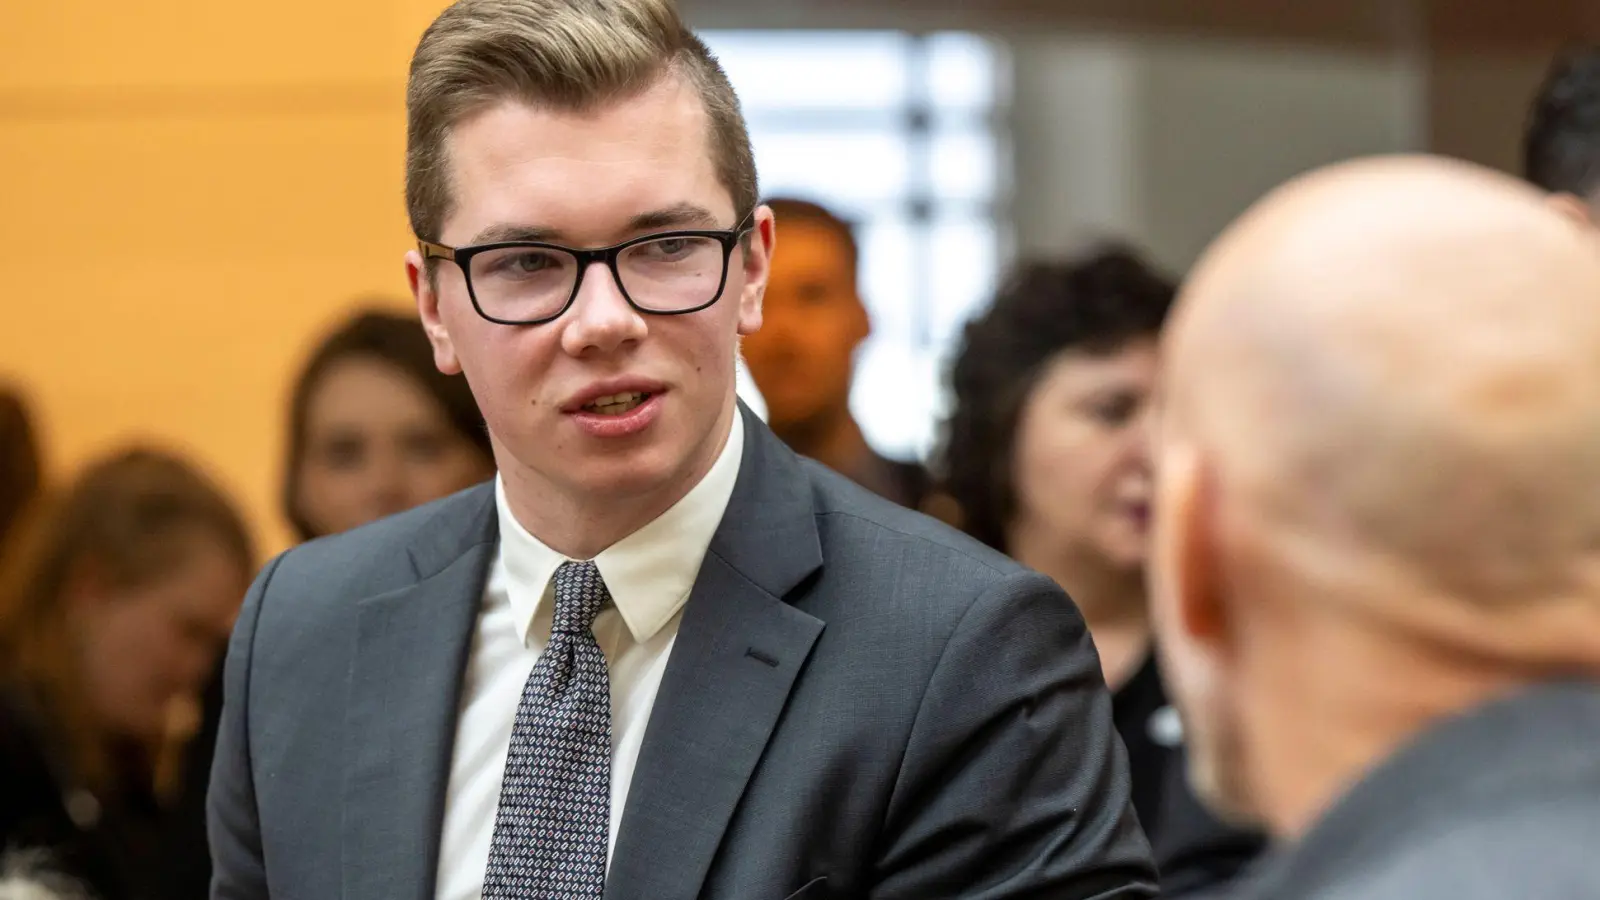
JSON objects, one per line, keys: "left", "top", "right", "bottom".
{"left": 208, "top": 404, "right": 1157, "bottom": 900}
{"left": 1229, "top": 681, "right": 1600, "bottom": 900}
{"left": 483, "top": 561, "right": 611, "bottom": 899}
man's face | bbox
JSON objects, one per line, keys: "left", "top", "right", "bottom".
{"left": 407, "top": 76, "right": 772, "bottom": 507}
{"left": 741, "top": 219, "right": 867, "bottom": 430}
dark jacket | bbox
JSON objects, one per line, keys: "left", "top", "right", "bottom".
{"left": 0, "top": 688, "right": 165, "bottom": 900}
{"left": 1230, "top": 680, "right": 1600, "bottom": 899}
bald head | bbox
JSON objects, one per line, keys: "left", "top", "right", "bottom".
{"left": 1164, "top": 154, "right": 1600, "bottom": 659}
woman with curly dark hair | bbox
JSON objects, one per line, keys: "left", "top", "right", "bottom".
{"left": 935, "top": 245, "right": 1262, "bottom": 896}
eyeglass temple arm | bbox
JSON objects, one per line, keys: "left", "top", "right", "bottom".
{"left": 418, "top": 239, "right": 456, "bottom": 262}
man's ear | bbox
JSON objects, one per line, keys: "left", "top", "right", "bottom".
{"left": 1150, "top": 443, "right": 1228, "bottom": 652}
{"left": 406, "top": 250, "right": 463, "bottom": 375}
{"left": 736, "top": 205, "right": 775, "bottom": 338}
{"left": 1545, "top": 191, "right": 1598, "bottom": 229}
{"left": 849, "top": 287, "right": 872, "bottom": 347}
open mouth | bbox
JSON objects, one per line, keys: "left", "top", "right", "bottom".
{"left": 580, "top": 391, "right": 652, "bottom": 416}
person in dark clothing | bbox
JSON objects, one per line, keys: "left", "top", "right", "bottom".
{"left": 0, "top": 448, "right": 254, "bottom": 900}
{"left": 740, "top": 197, "right": 931, "bottom": 510}
{"left": 934, "top": 246, "right": 1264, "bottom": 894}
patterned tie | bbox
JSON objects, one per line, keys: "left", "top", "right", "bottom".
{"left": 482, "top": 560, "right": 613, "bottom": 899}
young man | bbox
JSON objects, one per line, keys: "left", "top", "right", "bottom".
{"left": 206, "top": 1, "right": 1156, "bottom": 898}
{"left": 1149, "top": 155, "right": 1600, "bottom": 898}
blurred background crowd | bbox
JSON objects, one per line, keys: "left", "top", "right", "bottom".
{"left": 3, "top": 0, "right": 1599, "bottom": 897}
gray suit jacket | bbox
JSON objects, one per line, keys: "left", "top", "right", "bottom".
{"left": 1228, "top": 681, "right": 1600, "bottom": 899}
{"left": 208, "top": 406, "right": 1157, "bottom": 899}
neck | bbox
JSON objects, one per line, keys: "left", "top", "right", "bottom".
{"left": 1007, "top": 529, "right": 1150, "bottom": 687}
{"left": 1242, "top": 622, "right": 1534, "bottom": 841}
{"left": 773, "top": 404, "right": 871, "bottom": 476}
{"left": 498, "top": 399, "right": 736, "bottom": 559}
{"left": 1008, "top": 531, "right": 1148, "bottom": 631}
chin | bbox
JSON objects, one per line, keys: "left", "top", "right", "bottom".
{"left": 1101, "top": 544, "right": 1148, "bottom": 572}
{"left": 569, "top": 459, "right": 669, "bottom": 498}
{"left": 575, "top": 441, "right": 692, "bottom": 497}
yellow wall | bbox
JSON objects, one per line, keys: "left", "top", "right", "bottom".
{"left": 1, "top": 0, "right": 450, "bottom": 556}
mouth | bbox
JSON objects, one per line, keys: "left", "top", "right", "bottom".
{"left": 580, "top": 391, "right": 653, "bottom": 416}
{"left": 1127, "top": 501, "right": 1151, "bottom": 529}
{"left": 564, "top": 384, "right": 667, "bottom": 439}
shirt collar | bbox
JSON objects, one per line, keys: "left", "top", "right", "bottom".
{"left": 494, "top": 413, "right": 745, "bottom": 646}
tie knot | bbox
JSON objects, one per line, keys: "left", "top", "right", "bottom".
{"left": 551, "top": 560, "right": 608, "bottom": 635}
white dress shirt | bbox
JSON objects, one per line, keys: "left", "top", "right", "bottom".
{"left": 434, "top": 416, "right": 745, "bottom": 900}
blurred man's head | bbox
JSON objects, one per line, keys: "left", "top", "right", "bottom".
{"left": 1149, "top": 155, "right": 1600, "bottom": 838}
{"left": 1524, "top": 46, "right": 1600, "bottom": 224}
{"left": 741, "top": 198, "right": 869, "bottom": 437}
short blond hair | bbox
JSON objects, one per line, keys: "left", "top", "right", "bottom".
{"left": 406, "top": 0, "right": 757, "bottom": 243}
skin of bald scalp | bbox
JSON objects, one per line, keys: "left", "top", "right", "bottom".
{"left": 1146, "top": 153, "right": 1600, "bottom": 839}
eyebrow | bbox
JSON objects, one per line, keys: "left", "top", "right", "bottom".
{"left": 466, "top": 202, "right": 725, "bottom": 247}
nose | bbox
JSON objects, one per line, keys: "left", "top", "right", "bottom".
{"left": 560, "top": 260, "right": 649, "bottom": 357}
{"left": 1127, "top": 405, "right": 1157, "bottom": 472}
{"left": 362, "top": 449, "right": 410, "bottom": 517}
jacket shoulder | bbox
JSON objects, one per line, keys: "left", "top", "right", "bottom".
{"left": 255, "top": 482, "right": 495, "bottom": 616}
{"left": 800, "top": 459, "right": 1035, "bottom": 602}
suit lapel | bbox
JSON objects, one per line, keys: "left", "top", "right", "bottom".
{"left": 606, "top": 406, "right": 825, "bottom": 899}
{"left": 342, "top": 487, "right": 498, "bottom": 900}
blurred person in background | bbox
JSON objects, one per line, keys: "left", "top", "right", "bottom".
{"left": 1151, "top": 156, "right": 1600, "bottom": 898}
{"left": 0, "top": 849, "right": 91, "bottom": 900}
{"left": 740, "top": 197, "right": 929, "bottom": 509}
{"left": 936, "top": 246, "right": 1263, "bottom": 895}
{"left": 0, "top": 448, "right": 254, "bottom": 900}
{"left": 1523, "top": 44, "right": 1600, "bottom": 226}
{"left": 161, "top": 306, "right": 499, "bottom": 899}
{"left": 283, "top": 306, "right": 496, "bottom": 542}
{"left": 0, "top": 386, "right": 43, "bottom": 559}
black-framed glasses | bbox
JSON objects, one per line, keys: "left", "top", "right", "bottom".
{"left": 419, "top": 213, "right": 756, "bottom": 326}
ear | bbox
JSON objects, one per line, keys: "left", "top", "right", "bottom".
{"left": 849, "top": 287, "right": 872, "bottom": 347}
{"left": 735, "top": 205, "right": 775, "bottom": 338}
{"left": 406, "top": 249, "right": 463, "bottom": 376}
{"left": 1545, "top": 192, "right": 1597, "bottom": 229}
{"left": 1149, "top": 442, "right": 1227, "bottom": 654}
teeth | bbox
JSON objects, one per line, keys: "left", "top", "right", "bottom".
{"left": 582, "top": 391, "right": 649, "bottom": 414}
